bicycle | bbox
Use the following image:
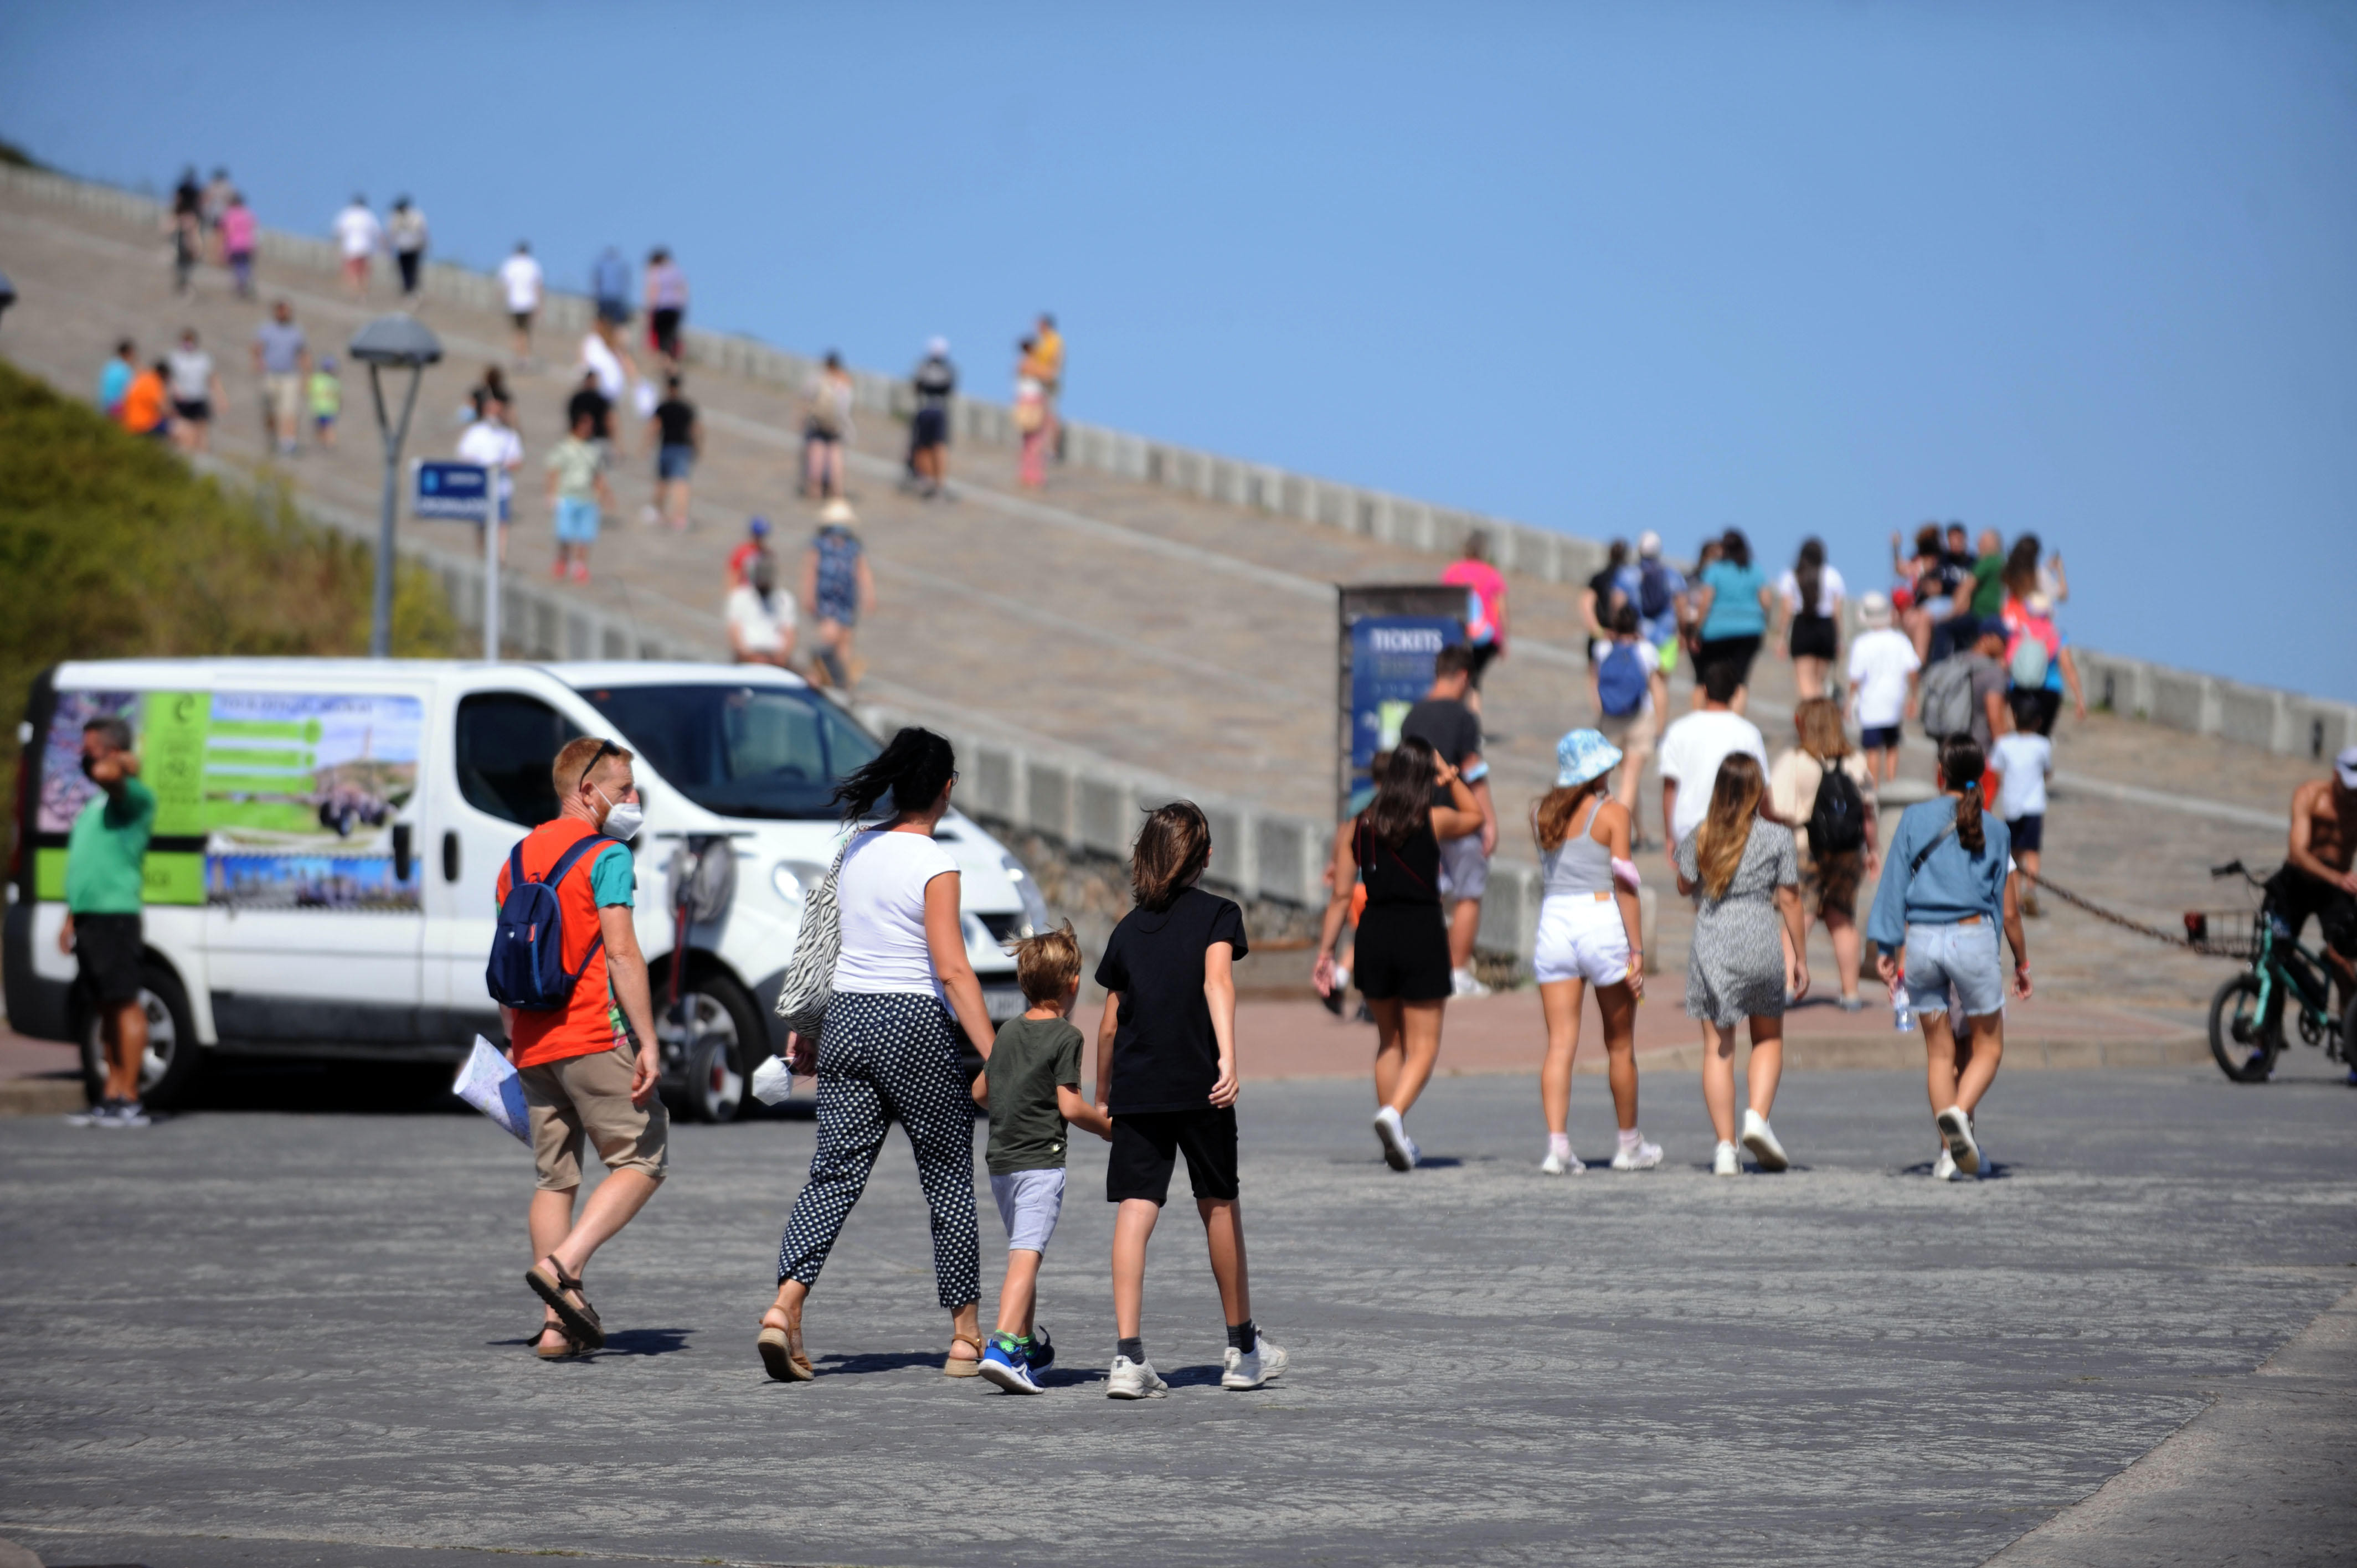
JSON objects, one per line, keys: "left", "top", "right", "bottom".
{"left": 2194, "top": 860, "right": 2356, "bottom": 1083}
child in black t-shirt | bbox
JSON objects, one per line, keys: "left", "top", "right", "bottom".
{"left": 1093, "top": 801, "right": 1288, "bottom": 1398}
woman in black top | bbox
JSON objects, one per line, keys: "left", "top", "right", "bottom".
{"left": 1314, "top": 738, "right": 1483, "bottom": 1171}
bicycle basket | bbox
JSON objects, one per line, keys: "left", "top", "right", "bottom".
{"left": 2182, "top": 909, "right": 2262, "bottom": 961}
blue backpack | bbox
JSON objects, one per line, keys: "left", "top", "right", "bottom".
{"left": 486, "top": 834, "right": 614, "bottom": 1012}
{"left": 1598, "top": 641, "right": 1649, "bottom": 718}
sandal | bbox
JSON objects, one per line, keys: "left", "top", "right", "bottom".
{"left": 944, "top": 1330, "right": 986, "bottom": 1378}
{"left": 525, "top": 1256, "right": 606, "bottom": 1351}
{"left": 756, "top": 1307, "right": 813, "bottom": 1383}
{"left": 533, "top": 1320, "right": 588, "bottom": 1360}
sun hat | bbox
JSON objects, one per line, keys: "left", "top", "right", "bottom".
{"left": 1636, "top": 530, "right": 1663, "bottom": 559}
{"left": 818, "top": 498, "right": 858, "bottom": 525}
{"left": 1555, "top": 728, "right": 1623, "bottom": 789}
{"left": 1857, "top": 590, "right": 1892, "bottom": 628}
{"left": 927, "top": 336, "right": 949, "bottom": 357}
{"left": 2336, "top": 745, "right": 2357, "bottom": 790}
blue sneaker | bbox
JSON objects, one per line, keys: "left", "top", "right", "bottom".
{"left": 1026, "top": 1325, "right": 1054, "bottom": 1371}
{"left": 978, "top": 1333, "right": 1041, "bottom": 1395}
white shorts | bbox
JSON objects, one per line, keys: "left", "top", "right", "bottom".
{"left": 1532, "top": 892, "right": 1634, "bottom": 987}
{"left": 990, "top": 1167, "right": 1066, "bottom": 1254}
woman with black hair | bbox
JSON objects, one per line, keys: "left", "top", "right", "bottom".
{"left": 759, "top": 728, "right": 1001, "bottom": 1380}
{"left": 1690, "top": 528, "right": 1772, "bottom": 705}
{"left": 1313, "top": 737, "right": 1483, "bottom": 1171}
{"left": 1774, "top": 537, "right": 1845, "bottom": 699}
{"left": 1866, "top": 734, "right": 2031, "bottom": 1182}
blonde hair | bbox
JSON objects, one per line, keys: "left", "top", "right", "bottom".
{"left": 1794, "top": 697, "right": 1849, "bottom": 762}
{"left": 1014, "top": 921, "right": 1082, "bottom": 1005}
{"left": 1695, "top": 753, "right": 1765, "bottom": 901}
{"left": 1531, "top": 780, "right": 1607, "bottom": 853}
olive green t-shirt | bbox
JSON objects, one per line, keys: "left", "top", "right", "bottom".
{"left": 64, "top": 776, "right": 157, "bottom": 915}
{"left": 984, "top": 1015, "right": 1085, "bottom": 1175}
{"left": 1970, "top": 554, "right": 2006, "bottom": 617}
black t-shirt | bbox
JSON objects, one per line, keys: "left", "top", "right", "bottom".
{"left": 654, "top": 398, "right": 696, "bottom": 447}
{"left": 1093, "top": 886, "right": 1249, "bottom": 1115}
{"left": 1587, "top": 567, "right": 1623, "bottom": 627}
{"left": 568, "top": 385, "right": 611, "bottom": 440}
{"left": 1401, "top": 696, "right": 1482, "bottom": 809}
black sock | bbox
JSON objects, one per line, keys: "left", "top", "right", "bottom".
{"left": 1227, "top": 1319, "right": 1257, "bottom": 1352}
{"left": 1117, "top": 1336, "right": 1144, "bottom": 1364}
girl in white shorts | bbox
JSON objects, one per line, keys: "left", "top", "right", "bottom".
{"left": 1530, "top": 729, "right": 1660, "bottom": 1174}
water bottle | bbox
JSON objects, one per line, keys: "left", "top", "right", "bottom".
{"left": 1892, "top": 987, "right": 1914, "bottom": 1032}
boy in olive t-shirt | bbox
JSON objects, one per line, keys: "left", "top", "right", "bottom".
{"left": 971, "top": 923, "right": 1110, "bottom": 1394}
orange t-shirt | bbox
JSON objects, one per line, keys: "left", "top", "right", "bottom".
{"left": 496, "top": 816, "right": 633, "bottom": 1067}
{"left": 121, "top": 370, "right": 168, "bottom": 434}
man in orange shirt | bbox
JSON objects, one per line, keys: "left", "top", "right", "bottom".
{"left": 504, "top": 735, "right": 668, "bottom": 1359}
{"left": 119, "top": 359, "right": 172, "bottom": 439}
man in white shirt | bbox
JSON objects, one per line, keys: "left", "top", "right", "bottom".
{"left": 500, "top": 242, "right": 544, "bottom": 364}
{"left": 1845, "top": 591, "right": 1921, "bottom": 785}
{"left": 725, "top": 553, "right": 797, "bottom": 667}
{"left": 1656, "top": 658, "right": 1769, "bottom": 852}
{"left": 456, "top": 394, "right": 524, "bottom": 563}
{"left": 579, "top": 329, "right": 636, "bottom": 457}
{"left": 332, "top": 196, "right": 381, "bottom": 298}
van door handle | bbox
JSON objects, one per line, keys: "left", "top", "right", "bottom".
{"left": 441, "top": 830, "right": 461, "bottom": 883}
{"left": 392, "top": 823, "right": 414, "bottom": 883}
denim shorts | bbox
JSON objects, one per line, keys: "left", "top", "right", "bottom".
{"left": 554, "top": 496, "right": 601, "bottom": 543}
{"left": 990, "top": 1167, "right": 1066, "bottom": 1252}
{"left": 1903, "top": 918, "right": 2004, "bottom": 1019}
{"left": 657, "top": 442, "right": 694, "bottom": 481}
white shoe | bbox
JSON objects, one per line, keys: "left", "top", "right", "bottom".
{"left": 1609, "top": 1137, "right": 1663, "bottom": 1171}
{"left": 1740, "top": 1108, "right": 1789, "bottom": 1172}
{"left": 1713, "top": 1140, "right": 1740, "bottom": 1177}
{"left": 1222, "top": 1335, "right": 1289, "bottom": 1389}
{"left": 1540, "top": 1148, "right": 1585, "bottom": 1176}
{"left": 1373, "top": 1105, "right": 1416, "bottom": 1172}
{"left": 1932, "top": 1147, "right": 1962, "bottom": 1182}
{"left": 1934, "top": 1106, "right": 1980, "bottom": 1176}
{"left": 1450, "top": 968, "right": 1492, "bottom": 999}
{"left": 111, "top": 1102, "right": 152, "bottom": 1128}
{"left": 1106, "top": 1355, "right": 1168, "bottom": 1399}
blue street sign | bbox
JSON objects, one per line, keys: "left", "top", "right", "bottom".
{"left": 413, "top": 460, "right": 493, "bottom": 522}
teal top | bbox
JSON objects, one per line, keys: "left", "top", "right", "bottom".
{"left": 1698, "top": 560, "right": 1768, "bottom": 639}
{"left": 65, "top": 777, "right": 157, "bottom": 914}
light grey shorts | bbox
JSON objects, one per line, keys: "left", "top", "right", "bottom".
{"left": 1903, "top": 917, "right": 2005, "bottom": 1020}
{"left": 1437, "top": 832, "right": 1490, "bottom": 901}
{"left": 990, "top": 1167, "right": 1067, "bottom": 1254}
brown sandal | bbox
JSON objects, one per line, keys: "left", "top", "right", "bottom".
{"left": 943, "top": 1331, "right": 987, "bottom": 1378}
{"left": 757, "top": 1307, "right": 813, "bottom": 1383}
{"left": 526, "top": 1256, "right": 605, "bottom": 1351}
{"left": 533, "top": 1320, "right": 588, "bottom": 1360}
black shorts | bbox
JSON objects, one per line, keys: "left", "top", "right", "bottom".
{"left": 1861, "top": 725, "right": 1901, "bottom": 752}
{"left": 1464, "top": 641, "right": 1500, "bottom": 686}
{"left": 1696, "top": 634, "right": 1763, "bottom": 687}
{"left": 73, "top": 913, "right": 144, "bottom": 1008}
{"left": 1354, "top": 903, "right": 1452, "bottom": 1002}
{"left": 2265, "top": 867, "right": 2357, "bottom": 959}
{"left": 651, "top": 307, "right": 683, "bottom": 357}
{"left": 172, "top": 398, "right": 211, "bottom": 423}
{"left": 1107, "top": 1107, "right": 1238, "bottom": 1205}
{"left": 1788, "top": 613, "right": 1836, "bottom": 662}
{"left": 912, "top": 407, "right": 949, "bottom": 450}
{"left": 511, "top": 310, "right": 533, "bottom": 331}
{"left": 2006, "top": 812, "right": 2044, "bottom": 853}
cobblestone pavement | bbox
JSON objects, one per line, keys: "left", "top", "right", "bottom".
{"left": 0, "top": 185, "right": 2334, "bottom": 1027}
{"left": 1, "top": 1062, "right": 2351, "bottom": 1568}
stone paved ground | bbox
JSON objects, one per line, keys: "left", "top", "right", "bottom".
{"left": 1, "top": 1058, "right": 2352, "bottom": 1568}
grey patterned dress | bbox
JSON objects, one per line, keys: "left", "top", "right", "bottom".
{"left": 1675, "top": 818, "right": 1799, "bottom": 1025}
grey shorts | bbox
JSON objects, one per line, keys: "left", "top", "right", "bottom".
{"left": 1903, "top": 917, "right": 2005, "bottom": 1020}
{"left": 990, "top": 1167, "right": 1067, "bottom": 1253}
{"left": 1437, "top": 832, "right": 1489, "bottom": 901}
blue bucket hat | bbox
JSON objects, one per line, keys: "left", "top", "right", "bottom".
{"left": 1555, "top": 728, "right": 1623, "bottom": 788}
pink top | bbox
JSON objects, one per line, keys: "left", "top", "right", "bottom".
{"left": 1442, "top": 559, "right": 1507, "bottom": 647}
{"left": 220, "top": 207, "right": 258, "bottom": 254}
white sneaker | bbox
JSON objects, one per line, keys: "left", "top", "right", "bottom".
{"left": 1539, "top": 1148, "right": 1584, "bottom": 1175}
{"left": 1373, "top": 1105, "right": 1416, "bottom": 1172}
{"left": 1222, "top": 1335, "right": 1289, "bottom": 1389}
{"left": 1106, "top": 1355, "right": 1168, "bottom": 1400}
{"left": 1932, "top": 1147, "right": 1961, "bottom": 1182}
{"left": 112, "top": 1102, "right": 152, "bottom": 1128}
{"left": 1450, "top": 968, "right": 1492, "bottom": 999}
{"left": 1609, "top": 1137, "right": 1663, "bottom": 1171}
{"left": 1934, "top": 1106, "right": 1980, "bottom": 1176}
{"left": 1740, "top": 1108, "right": 1789, "bottom": 1172}
{"left": 1713, "top": 1140, "right": 1740, "bottom": 1177}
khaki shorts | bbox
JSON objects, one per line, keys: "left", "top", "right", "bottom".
{"left": 263, "top": 373, "right": 302, "bottom": 427}
{"left": 519, "top": 1036, "right": 670, "bottom": 1191}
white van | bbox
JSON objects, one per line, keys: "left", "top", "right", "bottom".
{"left": 4, "top": 659, "right": 1047, "bottom": 1118}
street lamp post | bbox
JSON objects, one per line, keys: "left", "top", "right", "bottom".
{"left": 347, "top": 313, "right": 444, "bottom": 658}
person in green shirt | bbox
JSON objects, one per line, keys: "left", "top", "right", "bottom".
{"left": 58, "top": 716, "right": 158, "bottom": 1125}
{"left": 1968, "top": 527, "right": 2008, "bottom": 620}
{"left": 969, "top": 924, "right": 1110, "bottom": 1394}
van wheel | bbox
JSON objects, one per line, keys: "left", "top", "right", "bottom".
{"left": 80, "top": 962, "right": 201, "bottom": 1111}
{"left": 661, "top": 973, "right": 761, "bottom": 1124}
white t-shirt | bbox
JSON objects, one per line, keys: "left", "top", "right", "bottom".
{"left": 1847, "top": 627, "right": 1921, "bottom": 729}
{"left": 581, "top": 333, "right": 626, "bottom": 400}
{"left": 167, "top": 349, "right": 214, "bottom": 403}
{"left": 1775, "top": 564, "right": 1847, "bottom": 618}
{"left": 1656, "top": 709, "right": 1769, "bottom": 844}
{"left": 831, "top": 829, "right": 961, "bottom": 999}
{"left": 1589, "top": 636, "right": 1660, "bottom": 716}
{"left": 725, "top": 584, "right": 794, "bottom": 655}
{"left": 456, "top": 421, "right": 523, "bottom": 502}
{"left": 498, "top": 252, "right": 543, "bottom": 312}
{"left": 1991, "top": 733, "right": 2052, "bottom": 820}
{"left": 332, "top": 204, "right": 382, "bottom": 259}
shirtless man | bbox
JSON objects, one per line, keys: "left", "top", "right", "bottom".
{"left": 2266, "top": 746, "right": 2357, "bottom": 991}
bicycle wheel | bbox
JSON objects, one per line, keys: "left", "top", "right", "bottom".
{"left": 2208, "top": 972, "right": 2281, "bottom": 1083}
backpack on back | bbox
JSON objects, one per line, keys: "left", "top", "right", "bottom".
{"left": 486, "top": 833, "right": 614, "bottom": 1012}
{"left": 1598, "top": 642, "right": 1649, "bottom": 718}
{"left": 1918, "top": 656, "right": 1975, "bottom": 740}
{"left": 2009, "top": 636, "right": 2051, "bottom": 690}
{"left": 1638, "top": 561, "right": 1674, "bottom": 620}
{"left": 1808, "top": 762, "right": 1867, "bottom": 856}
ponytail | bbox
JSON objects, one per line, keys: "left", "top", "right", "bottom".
{"left": 1938, "top": 734, "right": 1986, "bottom": 853}
{"left": 831, "top": 726, "right": 956, "bottom": 823}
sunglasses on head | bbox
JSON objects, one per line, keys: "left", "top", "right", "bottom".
{"left": 579, "top": 738, "right": 622, "bottom": 792}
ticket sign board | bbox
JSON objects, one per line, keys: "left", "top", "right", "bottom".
{"left": 412, "top": 460, "right": 493, "bottom": 522}
{"left": 1336, "top": 585, "right": 1468, "bottom": 820}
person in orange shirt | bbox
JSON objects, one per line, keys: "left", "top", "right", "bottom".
{"left": 502, "top": 735, "right": 669, "bottom": 1360}
{"left": 119, "top": 360, "right": 172, "bottom": 439}
{"left": 1032, "top": 312, "right": 1063, "bottom": 462}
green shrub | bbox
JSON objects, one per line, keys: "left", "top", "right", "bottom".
{"left": 0, "top": 355, "right": 456, "bottom": 828}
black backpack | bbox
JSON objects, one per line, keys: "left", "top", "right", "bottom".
{"left": 1808, "top": 763, "right": 1867, "bottom": 856}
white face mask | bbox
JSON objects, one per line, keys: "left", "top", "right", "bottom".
{"left": 595, "top": 785, "right": 644, "bottom": 841}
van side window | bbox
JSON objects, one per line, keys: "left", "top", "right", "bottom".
{"left": 456, "top": 693, "right": 582, "bottom": 826}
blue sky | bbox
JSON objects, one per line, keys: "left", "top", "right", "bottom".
{"left": 4, "top": 2, "right": 2351, "bottom": 699}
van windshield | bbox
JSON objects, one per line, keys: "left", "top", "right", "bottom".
{"left": 578, "top": 684, "right": 879, "bottom": 821}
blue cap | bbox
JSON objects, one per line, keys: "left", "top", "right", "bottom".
{"left": 1554, "top": 728, "right": 1623, "bottom": 788}
{"left": 748, "top": 515, "right": 771, "bottom": 537}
